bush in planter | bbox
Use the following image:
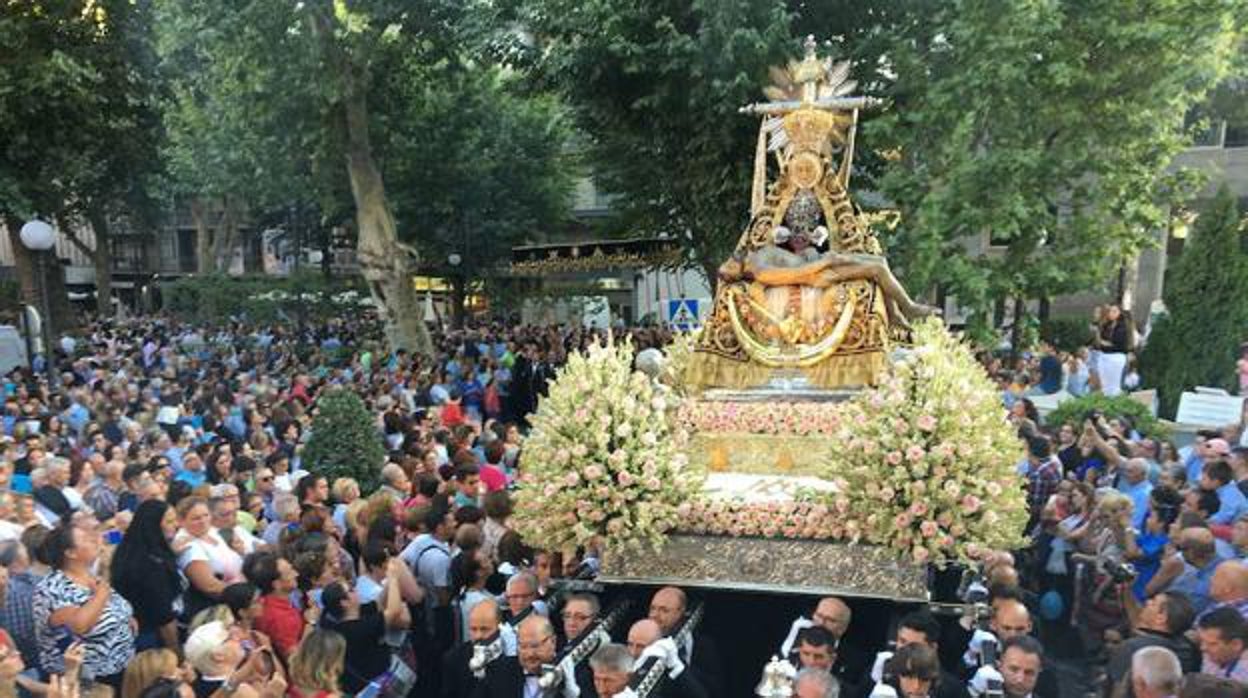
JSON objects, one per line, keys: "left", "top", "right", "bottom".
{"left": 302, "top": 387, "right": 386, "bottom": 491}
{"left": 1044, "top": 393, "right": 1168, "bottom": 439}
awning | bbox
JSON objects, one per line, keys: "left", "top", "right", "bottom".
{"left": 509, "top": 237, "right": 684, "bottom": 276}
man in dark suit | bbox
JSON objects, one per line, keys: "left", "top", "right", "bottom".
{"left": 473, "top": 615, "right": 557, "bottom": 698}
{"left": 647, "top": 587, "right": 722, "bottom": 697}
{"left": 624, "top": 620, "right": 709, "bottom": 698}
{"left": 559, "top": 593, "right": 601, "bottom": 698}
{"left": 443, "top": 599, "right": 505, "bottom": 698}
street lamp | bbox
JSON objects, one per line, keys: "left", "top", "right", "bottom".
{"left": 19, "top": 219, "right": 58, "bottom": 389}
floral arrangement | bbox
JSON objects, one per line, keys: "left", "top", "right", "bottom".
{"left": 676, "top": 497, "right": 838, "bottom": 539}
{"left": 677, "top": 400, "right": 843, "bottom": 437}
{"left": 826, "top": 320, "right": 1027, "bottom": 564}
{"left": 512, "top": 336, "right": 703, "bottom": 552}
{"left": 659, "top": 329, "right": 700, "bottom": 395}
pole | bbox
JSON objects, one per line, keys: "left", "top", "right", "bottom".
{"left": 36, "top": 252, "right": 58, "bottom": 390}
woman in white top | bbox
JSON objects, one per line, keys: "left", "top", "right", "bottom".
{"left": 174, "top": 495, "right": 243, "bottom": 621}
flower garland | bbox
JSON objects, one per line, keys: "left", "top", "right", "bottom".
{"left": 676, "top": 400, "right": 843, "bottom": 437}
{"left": 512, "top": 336, "right": 703, "bottom": 552}
{"left": 675, "top": 497, "right": 838, "bottom": 539}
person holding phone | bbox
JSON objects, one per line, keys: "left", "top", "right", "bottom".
{"left": 32, "top": 521, "right": 135, "bottom": 690}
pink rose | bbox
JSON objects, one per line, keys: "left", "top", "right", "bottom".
{"left": 906, "top": 445, "right": 926, "bottom": 462}
{"left": 617, "top": 471, "right": 635, "bottom": 487}
{"left": 565, "top": 472, "right": 581, "bottom": 487}
{"left": 916, "top": 414, "right": 937, "bottom": 431}
{"left": 909, "top": 501, "right": 929, "bottom": 517}
{"left": 886, "top": 451, "right": 903, "bottom": 465}
{"left": 920, "top": 520, "right": 939, "bottom": 537}
{"left": 961, "top": 495, "right": 982, "bottom": 514}
{"left": 584, "top": 464, "right": 604, "bottom": 480}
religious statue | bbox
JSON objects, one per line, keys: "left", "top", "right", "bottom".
{"left": 686, "top": 37, "right": 937, "bottom": 392}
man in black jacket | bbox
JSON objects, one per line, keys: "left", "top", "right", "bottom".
{"left": 647, "top": 587, "right": 721, "bottom": 697}
{"left": 443, "top": 599, "right": 505, "bottom": 698}
{"left": 473, "top": 615, "right": 557, "bottom": 698}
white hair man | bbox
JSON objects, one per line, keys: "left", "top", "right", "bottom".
{"left": 794, "top": 668, "right": 839, "bottom": 698}
{"left": 1130, "top": 646, "right": 1182, "bottom": 698}
{"left": 589, "top": 643, "right": 635, "bottom": 698}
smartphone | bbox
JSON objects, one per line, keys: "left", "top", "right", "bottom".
{"left": 54, "top": 627, "right": 79, "bottom": 654}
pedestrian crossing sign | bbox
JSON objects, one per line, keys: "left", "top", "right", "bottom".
{"left": 666, "top": 298, "right": 700, "bottom": 331}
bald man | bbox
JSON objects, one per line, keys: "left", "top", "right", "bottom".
{"left": 648, "top": 587, "right": 723, "bottom": 695}
{"left": 625, "top": 618, "right": 709, "bottom": 698}
{"left": 443, "top": 599, "right": 503, "bottom": 698}
{"left": 1208, "top": 559, "right": 1248, "bottom": 620}
{"left": 778, "top": 596, "right": 868, "bottom": 688}
{"left": 969, "top": 600, "right": 1059, "bottom": 698}
{"left": 1148, "top": 526, "right": 1225, "bottom": 614}
{"left": 472, "top": 615, "right": 557, "bottom": 698}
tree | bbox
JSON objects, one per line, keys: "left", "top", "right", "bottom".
{"left": 155, "top": 0, "right": 332, "bottom": 276}
{"left": 0, "top": 1, "right": 162, "bottom": 325}
{"left": 1140, "top": 188, "right": 1248, "bottom": 416}
{"left": 303, "top": 387, "right": 387, "bottom": 491}
{"left": 518, "top": 0, "right": 794, "bottom": 282}
{"left": 386, "top": 60, "right": 574, "bottom": 326}
{"left": 868, "top": 0, "right": 1244, "bottom": 337}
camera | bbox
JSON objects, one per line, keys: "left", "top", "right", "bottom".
{"left": 1103, "top": 559, "right": 1137, "bottom": 584}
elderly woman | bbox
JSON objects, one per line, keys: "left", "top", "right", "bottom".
{"left": 175, "top": 496, "right": 243, "bottom": 622}
{"left": 32, "top": 521, "right": 135, "bottom": 688}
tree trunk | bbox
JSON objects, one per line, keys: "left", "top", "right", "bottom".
{"left": 340, "top": 63, "right": 433, "bottom": 357}
{"left": 214, "top": 197, "right": 240, "bottom": 274}
{"left": 1009, "top": 295, "right": 1026, "bottom": 362}
{"left": 86, "top": 207, "right": 113, "bottom": 316}
{"left": 450, "top": 275, "right": 466, "bottom": 329}
{"left": 5, "top": 214, "right": 39, "bottom": 308}
{"left": 191, "top": 198, "right": 214, "bottom": 274}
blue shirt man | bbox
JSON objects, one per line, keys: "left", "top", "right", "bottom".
{"left": 1117, "top": 460, "right": 1154, "bottom": 531}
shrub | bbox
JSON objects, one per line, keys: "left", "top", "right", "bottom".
{"left": 302, "top": 387, "right": 386, "bottom": 492}
{"left": 1044, "top": 393, "right": 1168, "bottom": 439}
{"left": 1140, "top": 187, "right": 1248, "bottom": 417}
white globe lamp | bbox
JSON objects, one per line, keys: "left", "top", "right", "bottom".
{"left": 19, "top": 219, "right": 55, "bottom": 251}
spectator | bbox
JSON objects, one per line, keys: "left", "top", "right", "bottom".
{"left": 1197, "top": 606, "right": 1248, "bottom": 682}
{"left": 32, "top": 521, "right": 135, "bottom": 687}
{"left": 1128, "top": 646, "right": 1182, "bottom": 698}
{"left": 111, "top": 500, "right": 184, "bottom": 652}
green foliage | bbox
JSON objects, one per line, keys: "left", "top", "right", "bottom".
{"left": 386, "top": 60, "right": 574, "bottom": 279}
{"left": 1045, "top": 393, "right": 1168, "bottom": 439}
{"left": 1040, "top": 316, "right": 1093, "bottom": 354}
{"left": 868, "top": 0, "right": 1243, "bottom": 331}
{"left": 303, "top": 387, "right": 386, "bottom": 492}
{"left": 1141, "top": 187, "right": 1248, "bottom": 417}
{"left": 162, "top": 273, "right": 366, "bottom": 324}
{"left": 518, "top": 0, "right": 794, "bottom": 280}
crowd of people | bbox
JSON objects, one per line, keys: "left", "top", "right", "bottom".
{"left": 2, "top": 311, "right": 1248, "bottom": 698}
